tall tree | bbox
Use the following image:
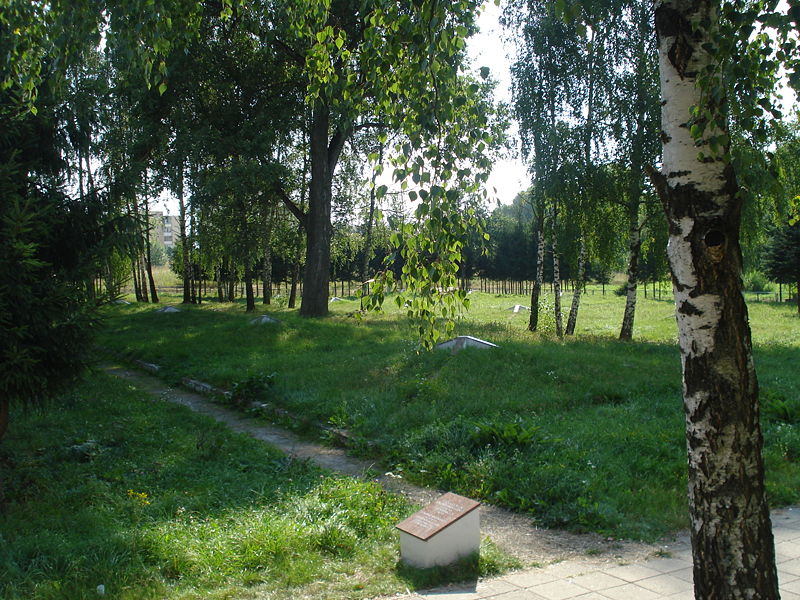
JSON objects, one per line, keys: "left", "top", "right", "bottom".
{"left": 646, "top": 0, "right": 797, "bottom": 595}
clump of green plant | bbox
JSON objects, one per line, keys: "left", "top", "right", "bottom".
{"left": 743, "top": 270, "right": 774, "bottom": 292}
{"left": 229, "top": 372, "right": 276, "bottom": 407}
{"left": 762, "top": 389, "right": 800, "bottom": 424}
{"left": 470, "top": 418, "right": 542, "bottom": 448}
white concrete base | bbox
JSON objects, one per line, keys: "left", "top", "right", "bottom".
{"left": 399, "top": 509, "right": 480, "bottom": 568}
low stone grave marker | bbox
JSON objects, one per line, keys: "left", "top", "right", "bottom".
{"left": 396, "top": 492, "right": 480, "bottom": 568}
{"left": 114, "top": 299, "right": 131, "bottom": 305}
{"left": 249, "top": 315, "right": 279, "bottom": 325}
{"left": 155, "top": 306, "right": 181, "bottom": 313}
{"left": 435, "top": 335, "right": 498, "bottom": 354}
{"left": 329, "top": 296, "right": 343, "bottom": 302}
{"left": 509, "top": 304, "right": 530, "bottom": 313}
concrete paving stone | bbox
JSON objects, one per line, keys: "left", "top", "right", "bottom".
{"left": 642, "top": 557, "right": 692, "bottom": 574}
{"left": 419, "top": 586, "right": 482, "bottom": 600}
{"left": 544, "top": 562, "right": 596, "bottom": 579}
{"left": 526, "top": 579, "right": 591, "bottom": 600}
{"left": 635, "top": 573, "right": 694, "bottom": 596}
{"left": 420, "top": 580, "right": 520, "bottom": 600}
{"left": 776, "top": 541, "right": 800, "bottom": 562}
{"left": 783, "top": 577, "right": 800, "bottom": 595}
{"left": 782, "top": 558, "right": 800, "bottom": 577}
{"left": 567, "top": 572, "right": 627, "bottom": 592}
{"left": 598, "top": 583, "right": 662, "bottom": 600}
{"left": 780, "top": 591, "right": 800, "bottom": 600}
{"left": 571, "top": 594, "right": 615, "bottom": 600}
{"left": 502, "top": 570, "right": 559, "bottom": 589}
{"left": 667, "top": 567, "right": 694, "bottom": 583}
{"left": 663, "top": 590, "right": 695, "bottom": 600}
{"left": 774, "top": 528, "right": 800, "bottom": 543}
{"left": 491, "top": 589, "right": 550, "bottom": 600}
{"left": 603, "top": 564, "right": 663, "bottom": 583}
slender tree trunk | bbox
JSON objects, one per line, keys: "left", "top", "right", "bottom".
{"left": 528, "top": 203, "right": 546, "bottom": 331}
{"left": 652, "top": 2, "right": 778, "bottom": 597}
{"left": 262, "top": 251, "right": 273, "bottom": 305}
{"left": 142, "top": 198, "right": 159, "bottom": 303}
{"left": 565, "top": 236, "right": 586, "bottom": 335}
{"left": 0, "top": 397, "right": 8, "bottom": 443}
{"left": 245, "top": 265, "right": 255, "bottom": 312}
{"left": 177, "top": 161, "right": 191, "bottom": 304}
{"left": 262, "top": 207, "right": 274, "bottom": 305}
{"left": 139, "top": 256, "right": 149, "bottom": 302}
{"left": 362, "top": 142, "right": 383, "bottom": 282}
{"left": 289, "top": 260, "right": 300, "bottom": 308}
{"left": 620, "top": 206, "right": 643, "bottom": 341}
{"left": 551, "top": 205, "right": 563, "bottom": 338}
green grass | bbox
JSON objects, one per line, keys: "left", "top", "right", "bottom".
{"left": 96, "top": 286, "right": 800, "bottom": 541}
{"left": 0, "top": 374, "right": 517, "bottom": 600}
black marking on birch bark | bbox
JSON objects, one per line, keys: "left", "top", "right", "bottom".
{"left": 678, "top": 300, "right": 704, "bottom": 316}
{"left": 654, "top": 4, "right": 694, "bottom": 79}
{"left": 661, "top": 130, "right": 672, "bottom": 144}
{"left": 668, "top": 170, "right": 691, "bottom": 178}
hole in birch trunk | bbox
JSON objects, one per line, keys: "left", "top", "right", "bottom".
{"left": 705, "top": 230, "right": 724, "bottom": 247}
{"left": 704, "top": 229, "right": 725, "bottom": 262}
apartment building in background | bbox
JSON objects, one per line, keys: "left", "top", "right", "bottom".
{"left": 150, "top": 212, "right": 181, "bottom": 248}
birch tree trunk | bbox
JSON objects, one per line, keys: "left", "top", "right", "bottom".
{"left": 653, "top": 1, "right": 778, "bottom": 597}
{"left": 565, "top": 236, "right": 586, "bottom": 336}
{"left": 142, "top": 196, "right": 159, "bottom": 304}
{"left": 177, "top": 160, "right": 191, "bottom": 304}
{"left": 551, "top": 203, "right": 563, "bottom": 338}
{"left": 620, "top": 208, "right": 642, "bottom": 341}
{"left": 528, "top": 204, "right": 546, "bottom": 332}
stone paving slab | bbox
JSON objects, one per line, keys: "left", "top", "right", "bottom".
{"left": 396, "top": 507, "right": 800, "bottom": 600}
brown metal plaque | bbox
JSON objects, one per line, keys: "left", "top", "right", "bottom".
{"left": 396, "top": 492, "right": 480, "bottom": 541}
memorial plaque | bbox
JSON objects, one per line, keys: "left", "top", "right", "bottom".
{"left": 396, "top": 493, "right": 480, "bottom": 541}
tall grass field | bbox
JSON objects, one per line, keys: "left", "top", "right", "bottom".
{"left": 93, "top": 286, "right": 800, "bottom": 542}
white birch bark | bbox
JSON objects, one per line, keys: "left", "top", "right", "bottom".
{"left": 653, "top": 1, "right": 778, "bottom": 597}
{"left": 551, "top": 203, "right": 563, "bottom": 338}
{"left": 565, "top": 236, "right": 585, "bottom": 336}
{"left": 619, "top": 213, "right": 642, "bottom": 341}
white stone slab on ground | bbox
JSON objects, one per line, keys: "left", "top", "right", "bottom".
{"left": 435, "top": 336, "right": 498, "bottom": 353}
{"left": 396, "top": 492, "right": 481, "bottom": 569}
{"left": 510, "top": 304, "right": 530, "bottom": 313}
{"left": 155, "top": 306, "right": 181, "bottom": 313}
{"left": 250, "top": 315, "right": 279, "bottom": 325}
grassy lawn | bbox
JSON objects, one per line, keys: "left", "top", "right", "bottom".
{"left": 0, "top": 374, "right": 515, "bottom": 600}
{"left": 96, "top": 287, "right": 800, "bottom": 541}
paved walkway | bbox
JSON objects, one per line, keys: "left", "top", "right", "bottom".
{"left": 397, "top": 507, "right": 800, "bottom": 600}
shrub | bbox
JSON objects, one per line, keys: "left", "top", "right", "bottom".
{"left": 743, "top": 270, "right": 774, "bottom": 292}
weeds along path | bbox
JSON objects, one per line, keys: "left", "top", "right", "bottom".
{"left": 104, "top": 364, "right": 671, "bottom": 568}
